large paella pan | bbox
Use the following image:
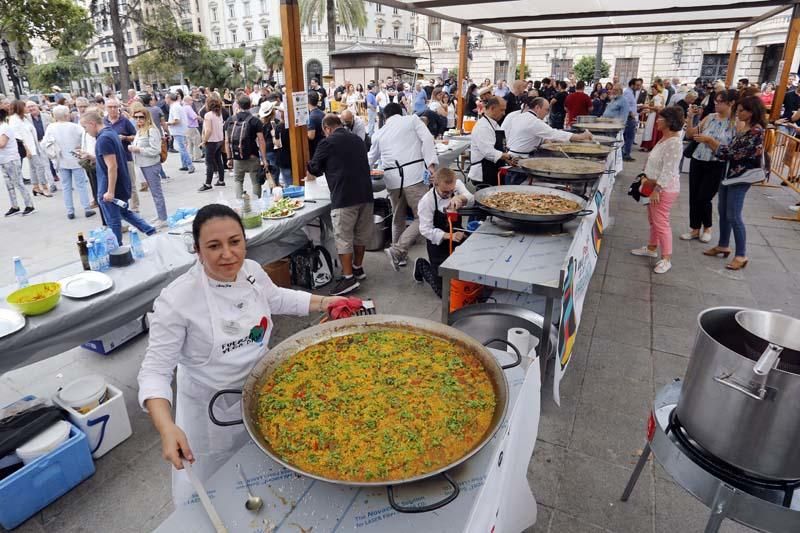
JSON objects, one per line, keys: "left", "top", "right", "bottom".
{"left": 517, "top": 156, "right": 606, "bottom": 182}
{"left": 472, "top": 184, "right": 593, "bottom": 224}
{"left": 537, "top": 142, "right": 614, "bottom": 160}
{"left": 208, "top": 315, "right": 521, "bottom": 512}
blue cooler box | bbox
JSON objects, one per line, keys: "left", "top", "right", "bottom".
{"left": 0, "top": 422, "right": 95, "bottom": 529}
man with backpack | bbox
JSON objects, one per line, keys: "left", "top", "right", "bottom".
{"left": 224, "top": 95, "right": 268, "bottom": 198}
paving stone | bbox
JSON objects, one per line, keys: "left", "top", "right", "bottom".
{"left": 593, "top": 314, "right": 652, "bottom": 349}
{"left": 652, "top": 325, "right": 695, "bottom": 358}
{"left": 652, "top": 301, "right": 704, "bottom": 330}
{"left": 585, "top": 337, "right": 653, "bottom": 384}
{"left": 570, "top": 403, "right": 652, "bottom": 469}
{"left": 652, "top": 351, "right": 690, "bottom": 390}
{"left": 604, "top": 260, "right": 652, "bottom": 283}
{"left": 757, "top": 226, "right": 800, "bottom": 250}
{"left": 553, "top": 451, "right": 653, "bottom": 533}
{"left": 528, "top": 441, "right": 567, "bottom": 509}
{"left": 579, "top": 374, "right": 653, "bottom": 417}
{"left": 652, "top": 284, "right": 703, "bottom": 306}
{"left": 596, "top": 292, "right": 652, "bottom": 323}
{"left": 602, "top": 275, "right": 652, "bottom": 302}
{"left": 545, "top": 510, "right": 609, "bottom": 532}
{"left": 654, "top": 476, "right": 757, "bottom": 533}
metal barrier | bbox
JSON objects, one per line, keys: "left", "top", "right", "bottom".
{"left": 765, "top": 128, "right": 800, "bottom": 222}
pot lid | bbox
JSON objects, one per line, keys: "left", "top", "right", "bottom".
{"left": 16, "top": 420, "right": 71, "bottom": 456}
{"left": 735, "top": 310, "right": 800, "bottom": 352}
{"left": 58, "top": 374, "right": 107, "bottom": 406}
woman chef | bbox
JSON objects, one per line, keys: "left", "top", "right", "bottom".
{"left": 138, "top": 204, "right": 346, "bottom": 504}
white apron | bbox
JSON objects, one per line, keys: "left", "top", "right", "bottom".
{"left": 172, "top": 264, "right": 274, "bottom": 505}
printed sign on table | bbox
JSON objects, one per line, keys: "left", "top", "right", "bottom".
{"left": 553, "top": 170, "right": 613, "bottom": 404}
{"left": 291, "top": 91, "right": 309, "bottom": 127}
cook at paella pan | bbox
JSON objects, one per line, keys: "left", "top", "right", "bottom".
{"left": 137, "top": 204, "right": 350, "bottom": 505}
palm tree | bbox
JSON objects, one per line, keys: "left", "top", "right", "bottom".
{"left": 300, "top": 0, "right": 367, "bottom": 71}
{"left": 223, "top": 48, "right": 259, "bottom": 88}
{"left": 262, "top": 37, "right": 284, "bottom": 81}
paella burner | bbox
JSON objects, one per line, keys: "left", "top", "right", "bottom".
{"left": 621, "top": 380, "right": 800, "bottom": 533}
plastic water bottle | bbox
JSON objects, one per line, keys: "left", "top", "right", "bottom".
{"left": 130, "top": 229, "right": 144, "bottom": 259}
{"left": 422, "top": 169, "right": 431, "bottom": 186}
{"left": 103, "top": 226, "right": 119, "bottom": 252}
{"left": 94, "top": 238, "right": 109, "bottom": 272}
{"left": 87, "top": 243, "right": 98, "bottom": 271}
{"left": 109, "top": 198, "right": 128, "bottom": 209}
{"left": 13, "top": 256, "right": 28, "bottom": 289}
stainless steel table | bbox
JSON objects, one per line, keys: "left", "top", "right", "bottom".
{"left": 0, "top": 201, "right": 332, "bottom": 374}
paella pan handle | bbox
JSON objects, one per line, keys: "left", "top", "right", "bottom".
{"left": 456, "top": 206, "right": 486, "bottom": 217}
{"left": 208, "top": 389, "right": 244, "bottom": 426}
{"left": 576, "top": 209, "right": 594, "bottom": 217}
{"left": 483, "top": 338, "right": 521, "bottom": 369}
{"left": 386, "top": 471, "right": 460, "bottom": 513}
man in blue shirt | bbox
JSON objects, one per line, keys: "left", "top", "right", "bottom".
{"left": 306, "top": 91, "right": 326, "bottom": 158}
{"left": 602, "top": 84, "right": 629, "bottom": 122}
{"left": 622, "top": 79, "right": 640, "bottom": 162}
{"left": 366, "top": 83, "right": 378, "bottom": 136}
{"left": 412, "top": 81, "right": 428, "bottom": 114}
{"left": 103, "top": 99, "right": 143, "bottom": 206}
{"left": 80, "top": 110, "right": 155, "bottom": 244}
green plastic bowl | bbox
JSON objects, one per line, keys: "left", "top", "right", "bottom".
{"left": 6, "top": 282, "right": 61, "bottom": 316}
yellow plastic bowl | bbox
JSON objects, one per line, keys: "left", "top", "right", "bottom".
{"left": 6, "top": 282, "right": 61, "bottom": 316}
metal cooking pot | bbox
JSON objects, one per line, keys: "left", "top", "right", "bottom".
{"left": 676, "top": 307, "right": 800, "bottom": 480}
{"left": 516, "top": 157, "right": 606, "bottom": 182}
{"left": 471, "top": 184, "right": 593, "bottom": 224}
{"left": 207, "top": 315, "right": 521, "bottom": 512}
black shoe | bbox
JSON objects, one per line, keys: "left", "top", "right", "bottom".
{"left": 198, "top": 184, "right": 213, "bottom": 192}
{"left": 214, "top": 180, "right": 226, "bottom": 186}
{"left": 413, "top": 258, "right": 425, "bottom": 283}
{"left": 85, "top": 210, "right": 96, "bottom": 218}
{"left": 4, "top": 207, "right": 20, "bottom": 217}
{"left": 22, "top": 179, "right": 30, "bottom": 185}
{"left": 179, "top": 167, "right": 188, "bottom": 171}
{"left": 385, "top": 248, "right": 400, "bottom": 272}
{"left": 330, "top": 276, "right": 359, "bottom": 296}
{"left": 22, "top": 206, "right": 35, "bottom": 216}
{"left": 623, "top": 156, "right": 635, "bottom": 162}
{"left": 168, "top": 149, "right": 179, "bottom": 153}
{"left": 352, "top": 266, "right": 366, "bottom": 280}
{"left": 67, "top": 213, "right": 75, "bottom": 219}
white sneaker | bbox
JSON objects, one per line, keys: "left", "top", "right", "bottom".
{"left": 790, "top": 205, "right": 800, "bottom": 212}
{"left": 699, "top": 231, "right": 712, "bottom": 243}
{"left": 654, "top": 259, "right": 672, "bottom": 274}
{"left": 679, "top": 232, "right": 698, "bottom": 241}
{"left": 631, "top": 246, "right": 658, "bottom": 258}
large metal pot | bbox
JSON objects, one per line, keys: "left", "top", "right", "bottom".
{"left": 675, "top": 307, "right": 800, "bottom": 480}
{"left": 207, "top": 315, "right": 520, "bottom": 512}
{"left": 471, "top": 184, "right": 594, "bottom": 225}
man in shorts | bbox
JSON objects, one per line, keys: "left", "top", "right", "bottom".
{"left": 306, "top": 114, "right": 374, "bottom": 295}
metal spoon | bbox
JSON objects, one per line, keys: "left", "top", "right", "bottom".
{"left": 557, "top": 146, "right": 573, "bottom": 159}
{"left": 236, "top": 463, "right": 264, "bottom": 512}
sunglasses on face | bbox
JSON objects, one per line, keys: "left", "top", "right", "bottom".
{"left": 134, "top": 115, "right": 146, "bottom": 119}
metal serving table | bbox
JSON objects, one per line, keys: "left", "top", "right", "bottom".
{"left": 155, "top": 348, "right": 541, "bottom": 533}
{"left": 0, "top": 201, "right": 332, "bottom": 374}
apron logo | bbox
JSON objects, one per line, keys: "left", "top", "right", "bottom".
{"left": 249, "top": 316, "right": 269, "bottom": 344}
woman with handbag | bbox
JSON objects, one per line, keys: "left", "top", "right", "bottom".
{"left": 630, "top": 106, "right": 685, "bottom": 274}
{"left": 698, "top": 96, "right": 767, "bottom": 270}
{"left": 682, "top": 89, "right": 737, "bottom": 242}
{"left": 129, "top": 103, "right": 168, "bottom": 228}
{"left": 640, "top": 79, "right": 667, "bottom": 152}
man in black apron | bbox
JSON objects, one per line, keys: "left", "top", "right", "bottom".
{"left": 467, "top": 96, "right": 515, "bottom": 186}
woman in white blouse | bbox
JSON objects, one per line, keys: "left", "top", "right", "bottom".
{"left": 138, "top": 204, "right": 345, "bottom": 504}
{"left": 631, "top": 106, "right": 685, "bottom": 274}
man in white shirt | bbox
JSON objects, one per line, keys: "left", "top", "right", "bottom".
{"left": 368, "top": 102, "right": 438, "bottom": 270}
{"left": 340, "top": 109, "right": 367, "bottom": 141}
{"left": 468, "top": 96, "right": 515, "bottom": 184}
{"left": 166, "top": 93, "right": 193, "bottom": 172}
{"left": 505, "top": 97, "right": 591, "bottom": 158}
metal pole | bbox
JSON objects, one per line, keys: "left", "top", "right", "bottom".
{"left": 725, "top": 31, "right": 740, "bottom": 89}
{"left": 411, "top": 34, "right": 433, "bottom": 72}
{"left": 520, "top": 38, "right": 527, "bottom": 79}
{"left": 650, "top": 36, "right": 659, "bottom": 82}
{"left": 771, "top": 3, "right": 800, "bottom": 122}
{"left": 594, "top": 36, "right": 604, "bottom": 83}
{"left": 280, "top": 0, "right": 310, "bottom": 185}
{"left": 456, "top": 24, "right": 469, "bottom": 131}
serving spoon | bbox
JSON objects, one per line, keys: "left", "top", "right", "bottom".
{"left": 237, "top": 463, "right": 264, "bottom": 512}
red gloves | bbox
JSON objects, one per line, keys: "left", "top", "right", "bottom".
{"left": 324, "top": 297, "right": 364, "bottom": 322}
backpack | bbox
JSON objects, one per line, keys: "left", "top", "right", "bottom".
{"left": 289, "top": 244, "right": 333, "bottom": 289}
{"left": 227, "top": 114, "right": 254, "bottom": 160}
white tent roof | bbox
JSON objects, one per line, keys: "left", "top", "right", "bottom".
{"left": 375, "top": 0, "right": 797, "bottom": 38}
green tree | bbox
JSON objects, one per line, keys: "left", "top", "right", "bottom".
{"left": 184, "top": 48, "right": 232, "bottom": 89}
{"left": 573, "top": 55, "right": 610, "bottom": 83}
{"left": 300, "top": 0, "right": 367, "bottom": 72}
{"left": 130, "top": 51, "right": 179, "bottom": 87}
{"left": 515, "top": 64, "right": 530, "bottom": 80}
{"left": 27, "top": 54, "right": 89, "bottom": 91}
{"left": 221, "top": 48, "right": 259, "bottom": 88}
{"left": 86, "top": 0, "right": 206, "bottom": 92}
{"left": 262, "top": 37, "right": 284, "bottom": 81}
{"left": 0, "top": 0, "right": 92, "bottom": 53}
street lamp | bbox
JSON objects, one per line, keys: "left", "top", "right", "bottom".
{"left": 0, "top": 39, "right": 23, "bottom": 98}
{"left": 452, "top": 29, "right": 483, "bottom": 59}
{"left": 410, "top": 33, "right": 433, "bottom": 72}
{"left": 240, "top": 41, "right": 248, "bottom": 87}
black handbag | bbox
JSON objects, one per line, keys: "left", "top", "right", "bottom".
{"left": 682, "top": 140, "right": 699, "bottom": 159}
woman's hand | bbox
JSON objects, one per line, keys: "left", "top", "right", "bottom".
{"left": 650, "top": 190, "right": 660, "bottom": 205}
{"left": 129, "top": 145, "right": 140, "bottom": 153}
{"left": 159, "top": 422, "right": 194, "bottom": 470}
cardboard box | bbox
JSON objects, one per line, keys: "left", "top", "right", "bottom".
{"left": 81, "top": 316, "right": 146, "bottom": 355}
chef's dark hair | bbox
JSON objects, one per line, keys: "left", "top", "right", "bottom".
{"left": 383, "top": 102, "right": 404, "bottom": 119}
{"left": 192, "top": 203, "right": 246, "bottom": 251}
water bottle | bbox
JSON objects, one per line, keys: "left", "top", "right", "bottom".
{"left": 13, "top": 256, "right": 28, "bottom": 289}
{"left": 109, "top": 198, "right": 128, "bottom": 209}
{"left": 94, "top": 238, "right": 109, "bottom": 272}
{"left": 130, "top": 229, "right": 144, "bottom": 259}
{"left": 87, "top": 243, "right": 98, "bottom": 271}
{"left": 423, "top": 169, "right": 431, "bottom": 186}
{"left": 102, "top": 226, "right": 119, "bottom": 252}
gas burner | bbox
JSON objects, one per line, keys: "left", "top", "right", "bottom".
{"left": 621, "top": 380, "right": 800, "bottom": 532}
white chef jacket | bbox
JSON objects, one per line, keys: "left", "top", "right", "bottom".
{"left": 505, "top": 110, "right": 572, "bottom": 155}
{"left": 468, "top": 115, "right": 504, "bottom": 182}
{"left": 137, "top": 258, "right": 311, "bottom": 409}
{"left": 419, "top": 179, "right": 474, "bottom": 245}
{"left": 349, "top": 115, "right": 367, "bottom": 141}
{"left": 368, "top": 114, "right": 438, "bottom": 190}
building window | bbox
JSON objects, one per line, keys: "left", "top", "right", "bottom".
{"left": 128, "top": 48, "right": 134, "bottom": 57}
{"left": 182, "top": 20, "right": 193, "bottom": 31}
{"left": 247, "top": 29, "right": 253, "bottom": 40}
{"left": 376, "top": 26, "right": 382, "bottom": 38}
{"left": 101, "top": 51, "right": 107, "bottom": 62}
{"left": 358, "top": 27, "right": 364, "bottom": 37}
{"left": 700, "top": 53, "right": 729, "bottom": 82}
{"left": 94, "top": 63, "right": 99, "bottom": 73}
{"left": 375, "top": 3, "right": 381, "bottom": 12}
{"left": 428, "top": 17, "right": 441, "bottom": 41}
{"left": 393, "top": 7, "right": 399, "bottom": 14}
{"left": 260, "top": 0, "right": 266, "bottom": 12}
{"left": 231, "top": 30, "right": 237, "bottom": 43}
{"left": 109, "top": 51, "right": 115, "bottom": 62}
{"left": 125, "top": 31, "right": 131, "bottom": 43}
{"left": 393, "top": 27, "right": 399, "bottom": 39}
{"left": 229, "top": 5, "right": 235, "bottom": 17}
{"left": 214, "top": 31, "right": 221, "bottom": 44}
{"left": 211, "top": 7, "right": 217, "bottom": 21}
{"left": 138, "top": 45, "right": 145, "bottom": 52}
{"left": 336, "top": 24, "right": 341, "bottom": 35}
{"left": 136, "top": 28, "right": 143, "bottom": 40}
{"left": 243, "top": 2, "right": 250, "bottom": 15}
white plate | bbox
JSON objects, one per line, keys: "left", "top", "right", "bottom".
{"left": 0, "top": 309, "right": 25, "bottom": 339}
{"left": 59, "top": 271, "right": 114, "bottom": 299}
